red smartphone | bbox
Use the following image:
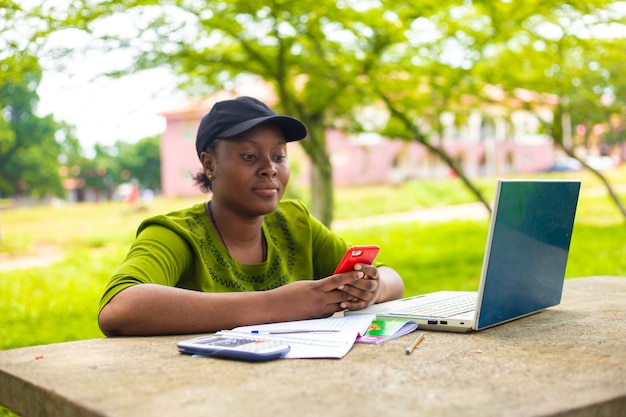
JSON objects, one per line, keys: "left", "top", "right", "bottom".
{"left": 333, "top": 245, "right": 380, "bottom": 274}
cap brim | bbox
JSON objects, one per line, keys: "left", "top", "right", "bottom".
{"left": 218, "top": 115, "right": 307, "bottom": 142}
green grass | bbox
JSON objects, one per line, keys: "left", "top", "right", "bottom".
{"left": 0, "top": 167, "right": 625, "bottom": 352}
{"left": 0, "top": 247, "right": 124, "bottom": 348}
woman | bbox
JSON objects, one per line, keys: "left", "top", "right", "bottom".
{"left": 98, "top": 96, "right": 404, "bottom": 336}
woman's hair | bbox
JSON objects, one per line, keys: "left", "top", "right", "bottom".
{"left": 192, "top": 140, "right": 219, "bottom": 193}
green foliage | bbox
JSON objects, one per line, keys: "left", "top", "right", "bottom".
{"left": 115, "top": 135, "right": 162, "bottom": 190}
{"left": 474, "top": 1, "right": 626, "bottom": 148}
{"left": 50, "top": 0, "right": 461, "bottom": 225}
{"left": 62, "top": 135, "right": 162, "bottom": 196}
{"left": 0, "top": 54, "right": 80, "bottom": 198}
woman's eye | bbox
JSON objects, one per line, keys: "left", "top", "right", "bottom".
{"left": 274, "top": 155, "right": 287, "bottom": 162}
{"left": 242, "top": 154, "right": 256, "bottom": 161}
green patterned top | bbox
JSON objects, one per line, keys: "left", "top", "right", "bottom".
{"left": 99, "top": 200, "right": 352, "bottom": 312}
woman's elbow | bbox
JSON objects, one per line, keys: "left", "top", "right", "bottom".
{"left": 98, "top": 302, "right": 125, "bottom": 337}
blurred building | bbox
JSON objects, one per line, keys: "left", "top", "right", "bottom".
{"left": 159, "top": 83, "right": 559, "bottom": 197}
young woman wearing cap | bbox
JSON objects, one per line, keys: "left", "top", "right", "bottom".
{"left": 98, "top": 96, "right": 404, "bottom": 336}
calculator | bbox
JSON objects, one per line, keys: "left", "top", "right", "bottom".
{"left": 177, "top": 335, "right": 291, "bottom": 362}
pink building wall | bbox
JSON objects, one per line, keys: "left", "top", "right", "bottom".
{"left": 160, "top": 110, "right": 206, "bottom": 197}
{"left": 159, "top": 106, "right": 556, "bottom": 197}
{"left": 294, "top": 129, "right": 554, "bottom": 188}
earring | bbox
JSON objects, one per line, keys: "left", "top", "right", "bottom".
{"left": 207, "top": 172, "right": 214, "bottom": 181}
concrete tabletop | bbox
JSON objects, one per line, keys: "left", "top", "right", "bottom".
{"left": 1, "top": 276, "right": 625, "bottom": 417}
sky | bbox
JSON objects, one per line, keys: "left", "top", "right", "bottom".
{"left": 37, "top": 60, "right": 187, "bottom": 154}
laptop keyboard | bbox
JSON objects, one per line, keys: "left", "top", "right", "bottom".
{"left": 392, "top": 293, "right": 477, "bottom": 318}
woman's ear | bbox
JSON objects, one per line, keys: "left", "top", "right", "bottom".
{"left": 199, "top": 151, "right": 215, "bottom": 174}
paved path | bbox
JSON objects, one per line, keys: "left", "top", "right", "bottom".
{"left": 332, "top": 202, "right": 489, "bottom": 230}
{"left": 0, "top": 244, "right": 63, "bottom": 272}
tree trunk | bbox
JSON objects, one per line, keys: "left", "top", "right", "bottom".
{"left": 309, "top": 158, "right": 334, "bottom": 227}
{"left": 560, "top": 146, "right": 626, "bottom": 223}
{"left": 298, "top": 122, "right": 335, "bottom": 227}
{"left": 556, "top": 104, "right": 626, "bottom": 223}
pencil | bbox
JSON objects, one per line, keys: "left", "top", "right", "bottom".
{"left": 405, "top": 332, "right": 424, "bottom": 355}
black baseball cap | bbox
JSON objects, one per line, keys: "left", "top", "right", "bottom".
{"left": 195, "top": 96, "right": 308, "bottom": 157}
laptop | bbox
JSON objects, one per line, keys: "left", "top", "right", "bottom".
{"left": 346, "top": 179, "right": 581, "bottom": 333}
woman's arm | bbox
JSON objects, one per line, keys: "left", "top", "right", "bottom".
{"left": 374, "top": 266, "right": 405, "bottom": 303}
{"left": 98, "top": 271, "right": 365, "bottom": 336}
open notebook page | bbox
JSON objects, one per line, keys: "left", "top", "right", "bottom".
{"left": 217, "top": 314, "right": 375, "bottom": 359}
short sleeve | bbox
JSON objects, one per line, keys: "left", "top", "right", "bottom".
{"left": 98, "top": 224, "right": 193, "bottom": 311}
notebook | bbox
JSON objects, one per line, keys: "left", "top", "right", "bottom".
{"left": 346, "top": 179, "right": 581, "bottom": 333}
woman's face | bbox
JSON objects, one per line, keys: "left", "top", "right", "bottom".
{"left": 202, "top": 123, "right": 290, "bottom": 217}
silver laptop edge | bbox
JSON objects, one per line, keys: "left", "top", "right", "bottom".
{"left": 472, "top": 179, "right": 502, "bottom": 331}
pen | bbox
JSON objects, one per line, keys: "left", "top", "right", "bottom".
{"left": 405, "top": 332, "right": 424, "bottom": 355}
{"left": 251, "top": 329, "right": 341, "bottom": 335}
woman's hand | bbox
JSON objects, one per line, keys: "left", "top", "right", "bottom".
{"left": 336, "top": 265, "right": 405, "bottom": 311}
{"left": 334, "top": 263, "right": 381, "bottom": 310}
{"left": 267, "top": 272, "right": 364, "bottom": 320}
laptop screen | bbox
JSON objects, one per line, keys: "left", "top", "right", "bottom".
{"left": 475, "top": 180, "right": 581, "bottom": 330}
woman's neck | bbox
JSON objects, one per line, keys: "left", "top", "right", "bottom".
{"left": 206, "top": 200, "right": 266, "bottom": 264}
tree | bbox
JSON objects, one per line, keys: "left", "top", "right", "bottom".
{"left": 65, "top": 136, "right": 162, "bottom": 199}
{"left": 344, "top": 0, "right": 626, "bottom": 220}
{"left": 363, "top": 1, "right": 500, "bottom": 213}
{"left": 0, "top": 57, "right": 69, "bottom": 199}
{"left": 115, "top": 135, "right": 161, "bottom": 191}
{"left": 478, "top": 0, "right": 626, "bottom": 221}
{"left": 51, "top": 0, "right": 447, "bottom": 226}
{"left": 1, "top": 3, "right": 86, "bottom": 201}
{"left": 36, "top": 0, "right": 626, "bottom": 222}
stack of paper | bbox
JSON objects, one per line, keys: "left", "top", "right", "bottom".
{"left": 217, "top": 314, "right": 375, "bottom": 359}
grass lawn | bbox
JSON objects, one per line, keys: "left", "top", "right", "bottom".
{"left": 0, "top": 167, "right": 625, "bottom": 351}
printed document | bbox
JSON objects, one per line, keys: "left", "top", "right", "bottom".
{"left": 217, "top": 314, "right": 375, "bottom": 359}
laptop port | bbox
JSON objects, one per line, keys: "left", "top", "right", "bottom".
{"left": 440, "top": 320, "right": 448, "bottom": 325}
{"left": 427, "top": 320, "right": 437, "bottom": 325}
